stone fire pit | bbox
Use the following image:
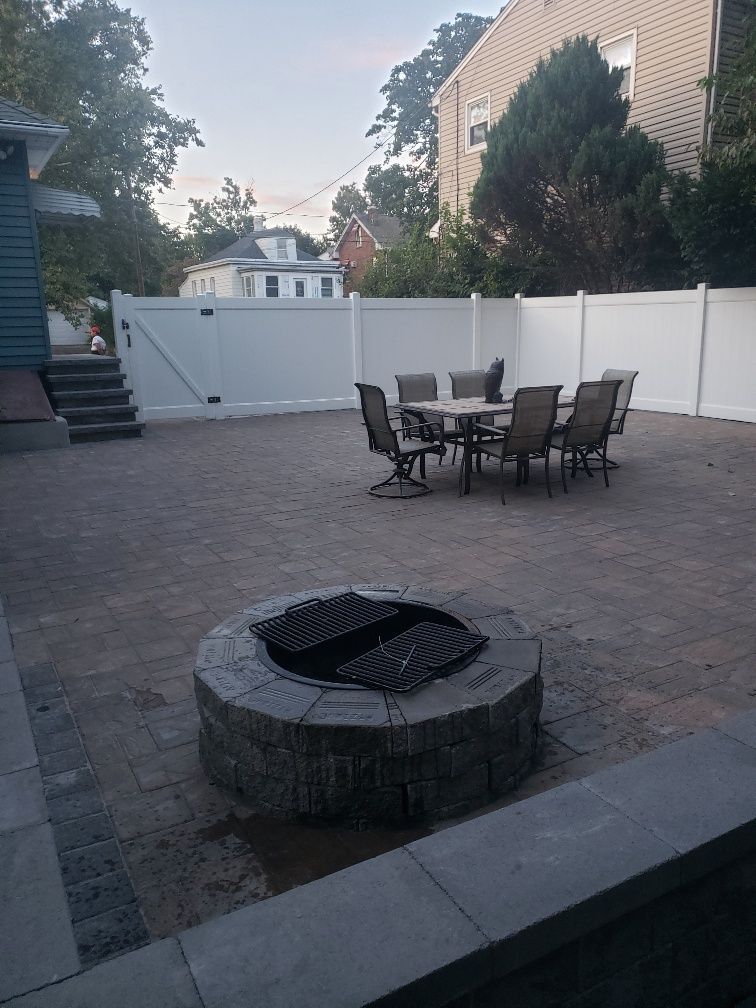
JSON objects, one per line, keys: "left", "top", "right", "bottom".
{"left": 194, "top": 585, "right": 543, "bottom": 830}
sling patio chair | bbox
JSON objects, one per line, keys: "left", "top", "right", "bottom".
{"left": 551, "top": 380, "right": 622, "bottom": 493}
{"left": 466, "top": 385, "right": 563, "bottom": 504}
{"left": 355, "top": 382, "right": 446, "bottom": 498}
{"left": 586, "top": 368, "right": 639, "bottom": 470}
{"left": 395, "top": 372, "right": 453, "bottom": 462}
{"left": 448, "top": 369, "right": 503, "bottom": 466}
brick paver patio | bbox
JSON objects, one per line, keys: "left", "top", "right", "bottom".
{"left": 2, "top": 408, "right": 755, "bottom": 939}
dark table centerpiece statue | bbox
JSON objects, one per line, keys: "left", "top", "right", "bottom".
{"left": 484, "top": 358, "right": 505, "bottom": 403}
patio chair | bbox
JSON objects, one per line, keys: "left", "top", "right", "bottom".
{"left": 587, "top": 368, "right": 639, "bottom": 469}
{"left": 395, "top": 373, "right": 447, "bottom": 462}
{"left": 355, "top": 383, "right": 446, "bottom": 498}
{"left": 551, "top": 380, "right": 622, "bottom": 493}
{"left": 468, "top": 386, "right": 563, "bottom": 504}
{"left": 448, "top": 369, "right": 502, "bottom": 467}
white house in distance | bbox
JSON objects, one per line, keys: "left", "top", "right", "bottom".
{"left": 179, "top": 218, "right": 345, "bottom": 299}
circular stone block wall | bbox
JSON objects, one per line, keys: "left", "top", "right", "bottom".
{"left": 194, "top": 585, "right": 543, "bottom": 830}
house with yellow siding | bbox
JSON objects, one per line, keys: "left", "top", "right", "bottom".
{"left": 432, "top": 0, "right": 748, "bottom": 216}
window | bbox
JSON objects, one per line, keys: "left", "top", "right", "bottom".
{"left": 600, "top": 32, "right": 636, "bottom": 99}
{"left": 320, "top": 276, "right": 334, "bottom": 298}
{"left": 265, "top": 275, "right": 279, "bottom": 298}
{"left": 200, "top": 278, "right": 206, "bottom": 293}
{"left": 465, "top": 95, "right": 489, "bottom": 151}
{"left": 191, "top": 280, "right": 197, "bottom": 296}
{"left": 276, "top": 238, "right": 288, "bottom": 261}
{"left": 294, "top": 278, "right": 306, "bottom": 297}
{"left": 242, "top": 275, "right": 255, "bottom": 297}
{"left": 355, "top": 225, "right": 362, "bottom": 247}
{"left": 209, "top": 277, "right": 215, "bottom": 293}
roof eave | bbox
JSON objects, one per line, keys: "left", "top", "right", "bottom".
{"left": 0, "top": 123, "right": 69, "bottom": 173}
{"left": 432, "top": 0, "right": 522, "bottom": 103}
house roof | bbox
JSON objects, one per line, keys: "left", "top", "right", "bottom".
{"left": 31, "top": 183, "right": 101, "bottom": 223}
{"left": 200, "top": 231, "right": 318, "bottom": 264}
{"left": 334, "top": 212, "right": 403, "bottom": 253}
{"left": 0, "top": 97, "right": 69, "bottom": 173}
{"left": 431, "top": 1, "right": 520, "bottom": 103}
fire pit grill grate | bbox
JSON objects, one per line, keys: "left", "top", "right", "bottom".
{"left": 337, "top": 621, "right": 489, "bottom": 691}
{"left": 253, "top": 591, "right": 398, "bottom": 653}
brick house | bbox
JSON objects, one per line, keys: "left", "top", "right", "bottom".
{"left": 333, "top": 209, "right": 403, "bottom": 292}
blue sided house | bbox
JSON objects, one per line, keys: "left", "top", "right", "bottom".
{"left": 0, "top": 99, "right": 140, "bottom": 449}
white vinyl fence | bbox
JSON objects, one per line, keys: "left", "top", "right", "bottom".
{"left": 112, "top": 285, "right": 756, "bottom": 425}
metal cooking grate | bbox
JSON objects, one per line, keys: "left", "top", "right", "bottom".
{"left": 253, "top": 592, "right": 397, "bottom": 653}
{"left": 337, "top": 622, "right": 489, "bottom": 691}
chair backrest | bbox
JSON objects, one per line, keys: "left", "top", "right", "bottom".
{"left": 395, "top": 372, "right": 438, "bottom": 404}
{"left": 562, "top": 380, "right": 622, "bottom": 449}
{"left": 449, "top": 370, "right": 485, "bottom": 399}
{"left": 505, "top": 385, "right": 563, "bottom": 456}
{"left": 355, "top": 383, "right": 399, "bottom": 456}
{"left": 602, "top": 368, "right": 639, "bottom": 434}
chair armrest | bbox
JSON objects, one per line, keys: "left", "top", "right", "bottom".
{"left": 471, "top": 422, "right": 504, "bottom": 436}
{"left": 401, "top": 421, "right": 444, "bottom": 439}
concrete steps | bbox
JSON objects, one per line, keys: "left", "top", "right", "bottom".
{"left": 43, "top": 356, "right": 143, "bottom": 443}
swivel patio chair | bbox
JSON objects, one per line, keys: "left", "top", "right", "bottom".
{"left": 551, "top": 380, "right": 622, "bottom": 493}
{"left": 355, "top": 382, "right": 446, "bottom": 498}
{"left": 586, "top": 369, "right": 639, "bottom": 470}
{"left": 468, "top": 385, "right": 563, "bottom": 504}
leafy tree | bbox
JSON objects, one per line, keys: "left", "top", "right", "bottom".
{"left": 0, "top": 0, "right": 202, "bottom": 315}
{"left": 366, "top": 12, "right": 493, "bottom": 169}
{"left": 665, "top": 2, "right": 756, "bottom": 288}
{"left": 470, "top": 36, "right": 680, "bottom": 293}
{"left": 186, "top": 178, "right": 257, "bottom": 259}
{"left": 358, "top": 209, "right": 541, "bottom": 298}
{"left": 363, "top": 163, "right": 435, "bottom": 227}
{"left": 667, "top": 162, "right": 756, "bottom": 287}
{"left": 702, "top": 0, "right": 756, "bottom": 170}
{"left": 282, "top": 225, "right": 326, "bottom": 257}
{"left": 328, "top": 182, "right": 367, "bottom": 242}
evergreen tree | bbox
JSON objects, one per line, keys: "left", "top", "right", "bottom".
{"left": 470, "top": 36, "right": 679, "bottom": 293}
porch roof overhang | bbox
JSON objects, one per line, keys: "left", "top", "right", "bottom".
{"left": 31, "top": 183, "right": 101, "bottom": 224}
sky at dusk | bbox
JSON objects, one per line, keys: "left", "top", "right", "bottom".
{"left": 127, "top": 0, "right": 505, "bottom": 238}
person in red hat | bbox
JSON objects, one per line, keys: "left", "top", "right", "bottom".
{"left": 90, "top": 323, "right": 107, "bottom": 355}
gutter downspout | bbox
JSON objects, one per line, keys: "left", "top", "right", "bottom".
{"left": 706, "top": 0, "right": 725, "bottom": 148}
{"left": 455, "top": 81, "right": 460, "bottom": 214}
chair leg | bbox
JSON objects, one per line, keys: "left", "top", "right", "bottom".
{"left": 500, "top": 456, "right": 506, "bottom": 506}
{"left": 545, "top": 450, "right": 552, "bottom": 499}
{"left": 561, "top": 450, "right": 568, "bottom": 494}
{"left": 419, "top": 455, "right": 426, "bottom": 479}
{"left": 579, "top": 449, "right": 593, "bottom": 478}
{"left": 457, "top": 455, "right": 465, "bottom": 497}
{"left": 523, "top": 458, "right": 530, "bottom": 485}
{"left": 515, "top": 460, "right": 522, "bottom": 487}
{"left": 602, "top": 441, "right": 611, "bottom": 488}
{"left": 571, "top": 450, "right": 578, "bottom": 478}
{"left": 476, "top": 451, "right": 482, "bottom": 473}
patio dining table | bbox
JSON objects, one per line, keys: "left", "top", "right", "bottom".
{"left": 403, "top": 395, "right": 576, "bottom": 494}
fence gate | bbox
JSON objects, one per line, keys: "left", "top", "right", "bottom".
{"left": 112, "top": 290, "right": 223, "bottom": 420}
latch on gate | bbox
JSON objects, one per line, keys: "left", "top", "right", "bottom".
{"left": 121, "top": 319, "right": 131, "bottom": 347}
{"left": 200, "top": 308, "right": 214, "bottom": 316}
{"left": 208, "top": 396, "right": 221, "bottom": 404}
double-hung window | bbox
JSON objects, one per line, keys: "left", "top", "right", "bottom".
{"left": 242, "top": 275, "right": 255, "bottom": 297}
{"left": 466, "top": 95, "right": 489, "bottom": 151}
{"left": 600, "top": 32, "right": 636, "bottom": 99}
{"left": 200, "top": 278, "right": 206, "bottom": 293}
{"left": 276, "top": 238, "right": 288, "bottom": 260}
{"left": 320, "top": 277, "right": 334, "bottom": 299}
{"left": 191, "top": 280, "right": 197, "bottom": 296}
{"left": 265, "top": 275, "right": 279, "bottom": 298}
